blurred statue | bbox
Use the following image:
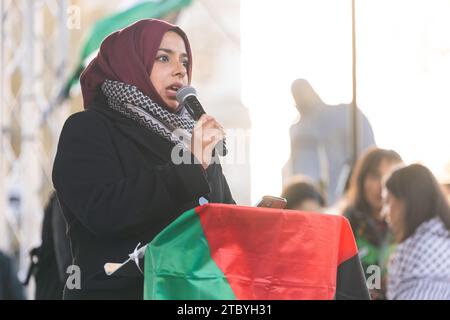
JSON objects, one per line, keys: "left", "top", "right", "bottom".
{"left": 287, "top": 79, "right": 376, "bottom": 205}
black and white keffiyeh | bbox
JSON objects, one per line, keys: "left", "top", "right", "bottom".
{"left": 387, "top": 217, "right": 450, "bottom": 300}
{"left": 101, "top": 79, "right": 194, "bottom": 146}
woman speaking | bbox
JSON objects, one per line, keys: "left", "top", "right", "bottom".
{"left": 52, "top": 19, "right": 234, "bottom": 299}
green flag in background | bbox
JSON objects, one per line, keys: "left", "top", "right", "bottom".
{"left": 62, "top": 0, "right": 192, "bottom": 99}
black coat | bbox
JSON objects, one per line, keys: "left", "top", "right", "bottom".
{"left": 52, "top": 103, "right": 234, "bottom": 299}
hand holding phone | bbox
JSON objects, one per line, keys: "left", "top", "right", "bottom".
{"left": 255, "top": 195, "right": 287, "bottom": 209}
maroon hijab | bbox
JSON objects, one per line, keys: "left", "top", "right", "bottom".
{"left": 80, "top": 19, "right": 193, "bottom": 109}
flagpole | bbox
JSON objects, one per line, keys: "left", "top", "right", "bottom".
{"left": 351, "top": 0, "right": 358, "bottom": 167}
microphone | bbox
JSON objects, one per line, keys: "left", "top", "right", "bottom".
{"left": 176, "top": 86, "right": 227, "bottom": 156}
{"left": 176, "top": 86, "right": 204, "bottom": 120}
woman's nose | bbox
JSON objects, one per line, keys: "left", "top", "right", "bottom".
{"left": 173, "top": 61, "right": 187, "bottom": 78}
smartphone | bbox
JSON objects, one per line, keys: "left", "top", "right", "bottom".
{"left": 255, "top": 195, "right": 287, "bottom": 209}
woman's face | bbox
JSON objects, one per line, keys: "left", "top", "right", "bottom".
{"left": 150, "top": 31, "right": 189, "bottom": 111}
{"left": 384, "top": 191, "right": 405, "bottom": 240}
{"left": 364, "top": 159, "right": 397, "bottom": 215}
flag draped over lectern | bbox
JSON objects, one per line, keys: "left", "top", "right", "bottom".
{"left": 144, "top": 204, "right": 369, "bottom": 300}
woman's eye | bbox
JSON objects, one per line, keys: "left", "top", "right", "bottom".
{"left": 157, "top": 55, "right": 169, "bottom": 62}
{"left": 182, "top": 61, "right": 189, "bottom": 68}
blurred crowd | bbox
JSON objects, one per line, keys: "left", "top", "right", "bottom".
{"left": 282, "top": 79, "right": 450, "bottom": 300}
{"left": 2, "top": 78, "right": 450, "bottom": 300}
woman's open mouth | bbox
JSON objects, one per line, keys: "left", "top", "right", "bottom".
{"left": 166, "top": 83, "right": 183, "bottom": 98}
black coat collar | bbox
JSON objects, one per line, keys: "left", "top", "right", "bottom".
{"left": 87, "top": 103, "right": 219, "bottom": 177}
{"left": 88, "top": 104, "right": 174, "bottom": 162}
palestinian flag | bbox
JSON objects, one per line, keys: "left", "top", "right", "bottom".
{"left": 144, "top": 204, "right": 370, "bottom": 300}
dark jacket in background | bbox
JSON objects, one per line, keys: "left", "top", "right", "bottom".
{"left": 0, "top": 251, "right": 25, "bottom": 300}
{"left": 344, "top": 207, "right": 392, "bottom": 300}
{"left": 52, "top": 103, "right": 234, "bottom": 299}
{"left": 29, "top": 191, "right": 71, "bottom": 300}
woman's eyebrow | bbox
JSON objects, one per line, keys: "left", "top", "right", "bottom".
{"left": 157, "top": 48, "right": 188, "bottom": 58}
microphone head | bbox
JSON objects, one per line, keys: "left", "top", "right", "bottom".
{"left": 176, "top": 86, "right": 197, "bottom": 104}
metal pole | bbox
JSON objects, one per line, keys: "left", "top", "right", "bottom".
{"left": 351, "top": 0, "right": 358, "bottom": 167}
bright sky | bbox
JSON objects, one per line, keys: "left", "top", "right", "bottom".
{"left": 241, "top": 0, "right": 450, "bottom": 203}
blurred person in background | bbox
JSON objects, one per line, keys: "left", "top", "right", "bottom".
{"left": 281, "top": 175, "right": 326, "bottom": 211}
{"left": 437, "top": 161, "right": 450, "bottom": 204}
{"left": 25, "top": 191, "right": 71, "bottom": 300}
{"left": 385, "top": 164, "right": 450, "bottom": 300}
{"left": 342, "top": 147, "right": 402, "bottom": 299}
{"left": 0, "top": 250, "right": 25, "bottom": 300}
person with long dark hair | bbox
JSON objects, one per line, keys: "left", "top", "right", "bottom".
{"left": 52, "top": 19, "right": 234, "bottom": 299}
{"left": 385, "top": 164, "right": 450, "bottom": 300}
{"left": 342, "top": 147, "right": 402, "bottom": 299}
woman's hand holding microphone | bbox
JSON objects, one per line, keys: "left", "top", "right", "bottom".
{"left": 190, "top": 114, "right": 225, "bottom": 170}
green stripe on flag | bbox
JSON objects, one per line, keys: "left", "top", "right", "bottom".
{"left": 144, "top": 208, "right": 236, "bottom": 300}
{"left": 80, "top": 0, "right": 192, "bottom": 62}
{"left": 62, "top": 0, "right": 192, "bottom": 98}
